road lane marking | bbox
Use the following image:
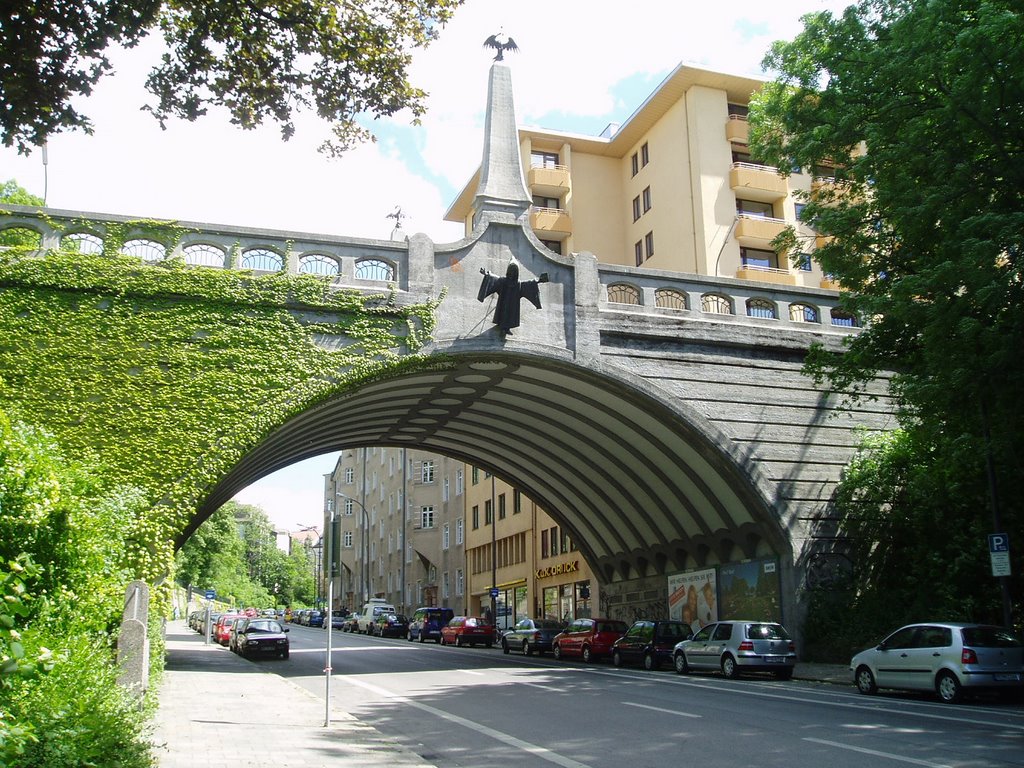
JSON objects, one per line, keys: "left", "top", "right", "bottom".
{"left": 623, "top": 701, "right": 701, "bottom": 719}
{"left": 804, "top": 738, "right": 952, "bottom": 767}
{"left": 345, "top": 676, "right": 592, "bottom": 768}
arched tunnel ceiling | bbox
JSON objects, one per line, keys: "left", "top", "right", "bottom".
{"left": 198, "top": 352, "right": 778, "bottom": 582}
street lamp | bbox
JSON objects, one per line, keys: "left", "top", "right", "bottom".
{"left": 298, "top": 525, "right": 324, "bottom": 608}
{"left": 337, "top": 493, "right": 370, "bottom": 604}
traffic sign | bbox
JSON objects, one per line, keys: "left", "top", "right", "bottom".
{"left": 489, "top": 587, "right": 499, "bottom": 598}
{"left": 989, "top": 533, "right": 1011, "bottom": 577}
{"left": 205, "top": 588, "right": 216, "bottom": 600}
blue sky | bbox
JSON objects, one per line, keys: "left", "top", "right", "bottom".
{"left": 1, "top": 0, "right": 854, "bottom": 530}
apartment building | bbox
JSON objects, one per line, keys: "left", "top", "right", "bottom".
{"left": 463, "top": 467, "right": 598, "bottom": 631}
{"left": 446, "top": 62, "right": 840, "bottom": 297}
{"left": 322, "top": 448, "right": 467, "bottom": 615}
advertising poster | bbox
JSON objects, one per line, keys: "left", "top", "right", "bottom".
{"left": 718, "top": 558, "right": 781, "bottom": 622}
{"left": 667, "top": 568, "right": 717, "bottom": 634}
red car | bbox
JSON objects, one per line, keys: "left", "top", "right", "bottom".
{"left": 441, "top": 616, "right": 494, "bottom": 648}
{"left": 214, "top": 613, "right": 242, "bottom": 646}
{"left": 553, "top": 617, "right": 629, "bottom": 663}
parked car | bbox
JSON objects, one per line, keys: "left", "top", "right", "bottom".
{"left": 850, "top": 622, "right": 1024, "bottom": 703}
{"left": 407, "top": 607, "right": 455, "bottom": 643}
{"left": 612, "top": 620, "right": 692, "bottom": 670}
{"left": 373, "top": 613, "right": 410, "bottom": 638}
{"left": 553, "top": 618, "right": 629, "bottom": 663}
{"left": 325, "top": 609, "right": 349, "bottom": 630}
{"left": 236, "top": 618, "right": 290, "bottom": 660}
{"left": 342, "top": 613, "right": 361, "bottom": 632}
{"left": 501, "top": 618, "right": 564, "bottom": 656}
{"left": 356, "top": 600, "right": 397, "bottom": 634}
{"left": 213, "top": 613, "right": 242, "bottom": 646}
{"left": 307, "top": 610, "right": 324, "bottom": 628}
{"left": 228, "top": 617, "right": 249, "bottom": 653}
{"left": 441, "top": 616, "right": 495, "bottom": 647}
{"left": 673, "top": 620, "right": 796, "bottom": 680}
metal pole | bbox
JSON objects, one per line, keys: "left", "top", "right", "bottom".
{"left": 402, "top": 447, "right": 408, "bottom": 613}
{"left": 324, "top": 506, "right": 334, "bottom": 728}
{"left": 361, "top": 447, "right": 368, "bottom": 603}
{"left": 491, "top": 474, "right": 497, "bottom": 629}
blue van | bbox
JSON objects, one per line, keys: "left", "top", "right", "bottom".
{"left": 407, "top": 607, "right": 455, "bottom": 643}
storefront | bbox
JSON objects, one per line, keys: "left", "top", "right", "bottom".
{"left": 536, "top": 558, "right": 592, "bottom": 622}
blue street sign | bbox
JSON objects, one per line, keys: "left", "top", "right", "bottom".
{"left": 489, "top": 587, "right": 499, "bottom": 598}
{"left": 205, "top": 589, "right": 216, "bottom": 600}
{"left": 989, "top": 533, "right": 1009, "bottom": 553}
{"left": 989, "top": 533, "right": 1011, "bottom": 577}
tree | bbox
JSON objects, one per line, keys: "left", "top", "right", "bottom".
{"left": 750, "top": 0, "right": 1023, "bottom": 627}
{"left": 1, "top": 0, "right": 463, "bottom": 155}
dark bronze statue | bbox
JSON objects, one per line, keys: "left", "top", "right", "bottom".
{"left": 478, "top": 259, "right": 549, "bottom": 337}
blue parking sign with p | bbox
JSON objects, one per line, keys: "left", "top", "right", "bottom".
{"left": 989, "top": 533, "right": 1009, "bottom": 553}
{"left": 989, "top": 533, "right": 1011, "bottom": 577}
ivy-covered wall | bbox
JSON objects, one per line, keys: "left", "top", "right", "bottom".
{"left": 0, "top": 220, "right": 439, "bottom": 582}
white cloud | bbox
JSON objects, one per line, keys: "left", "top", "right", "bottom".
{"left": 1, "top": 0, "right": 853, "bottom": 530}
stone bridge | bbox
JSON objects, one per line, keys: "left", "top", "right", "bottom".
{"left": 0, "top": 62, "right": 891, "bottom": 630}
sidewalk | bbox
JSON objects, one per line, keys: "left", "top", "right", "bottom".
{"left": 149, "top": 621, "right": 850, "bottom": 766}
{"left": 149, "top": 620, "right": 434, "bottom": 768}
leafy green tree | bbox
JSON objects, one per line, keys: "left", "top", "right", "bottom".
{"left": 1, "top": 0, "right": 463, "bottom": 155}
{"left": 0, "top": 180, "right": 44, "bottom": 247}
{"left": 751, "top": 0, "right": 1023, "bottom": 628}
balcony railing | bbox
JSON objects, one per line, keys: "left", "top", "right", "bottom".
{"left": 736, "top": 263, "right": 797, "bottom": 285}
{"left": 734, "top": 214, "right": 787, "bottom": 245}
{"left": 729, "top": 162, "right": 788, "bottom": 202}
{"left": 529, "top": 206, "right": 572, "bottom": 239}
{"left": 725, "top": 114, "right": 749, "bottom": 144}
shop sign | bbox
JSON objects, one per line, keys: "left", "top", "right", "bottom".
{"left": 536, "top": 560, "right": 579, "bottom": 580}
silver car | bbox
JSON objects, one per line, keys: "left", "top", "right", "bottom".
{"left": 672, "top": 620, "right": 796, "bottom": 680}
{"left": 850, "top": 623, "right": 1024, "bottom": 703}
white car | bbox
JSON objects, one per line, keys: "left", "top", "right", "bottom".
{"left": 850, "top": 622, "right": 1024, "bottom": 703}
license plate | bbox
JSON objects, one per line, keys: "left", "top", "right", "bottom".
{"left": 764, "top": 656, "right": 784, "bottom": 663}
{"left": 994, "top": 673, "right": 1021, "bottom": 682}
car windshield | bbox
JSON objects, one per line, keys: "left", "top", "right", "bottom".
{"left": 658, "top": 623, "right": 688, "bottom": 638}
{"left": 536, "top": 621, "right": 563, "bottom": 630}
{"left": 597, "top": 621, "right": 628, "bottom": 633}
{"left": 746, "top": 623, "right": 790, "bottom": 640}
{"left": 247, "top": 620, "right": 282, "bottom": 633}
{"left": 961, "top": 626, "right": 1022, "bottom": 648}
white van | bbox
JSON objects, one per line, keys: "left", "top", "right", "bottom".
{"left": 357, "top": 599, "right": 396, "bottom": 635}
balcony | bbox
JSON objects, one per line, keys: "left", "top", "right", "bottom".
{"left": 735, "top": 264, "right": 797, "bottom": 286}
{"left": 528, "top": 164, "right": 570, "bottom": 197}
{"left": 734, "top": 214, "right": 787, "bottom": 248}
{"left": 529, "top": 206, "right": 572, "bottom": 240}
{"left": 729, "top": 163, "right": 788, "bottom": 203}
{"left": 725, "top": 114, "right": 749, "bottom": 144}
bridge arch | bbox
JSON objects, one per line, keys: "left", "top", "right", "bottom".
{"left": 198, "top": 346, "right": 791, "bottom": 594}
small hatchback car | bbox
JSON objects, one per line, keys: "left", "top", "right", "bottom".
{"left": 441, "top": 616, "right": 495, "bottom": 647}
{"left": 236, "top": 618, "right": 290, "bottom": 660}
{"left": 501, "top": 618, "right": 564, "bottom": 656}
{"left": 553, "top": 618, "right": 628, "bottom": 663}
{"left": 850, "top": 622, "right": 1024, "bottom": 703}
{"left": 612, "top": 620, "right": 692, "bottom": 670}
{"left": 673, "top": 620, "right": 796, "bottom": 679}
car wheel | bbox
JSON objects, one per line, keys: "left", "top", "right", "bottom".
{"left": 581, "top": 646, "right": 592, "bottom": 664}
{"left": 936, "top": 670, "right": 962, "bottom": 704}
{"left": 643, "top": 652, "right": 658, "bottom": 671}
{"left": 553, "top": 644, "right": 562, "bottom": 661}
{"left": 721, "top": 654, "right": 738, "bottom": 679}
{"left": 419, "top": 632, "right": 426, "bottom": 644}
{"left": 612, "top": 650, "right": 623, "bottom": 667}
{"left": 855, "top": 665, "right": 877, "bottom": 695}
{"left": 456, "top": 635, "right": 463, "bottom": 647}
{"left": 774, "top": 668, "right": 793, "bottom": 681}
{"left": 502, "top": 640, "right": 510, "bottom": 655}
{"left": 523, "top": 641, "right": 533, "bottom": 657}
{"left": 281, "top": 650, "right": 289, "bottom": 659}
{"left": 674, "top": 652, "right": 689, "bottom": 675}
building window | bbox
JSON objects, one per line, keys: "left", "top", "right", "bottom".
{"left": 443, "top": 476, "right": 449, "bottom": 501}
{"left": 456, "top": 469, "right": 464, "bottom": 495}
{"left": 123, "top": 239, "right": 167, "bottom": 262}
{"left": 831, "top": 309, "right": 858, "bottom": 327}
{"left": 443, "top": 571, "right": 450, "bottom": 599}
{"left": 632, "top": 196, "right": 641, "bottom": 222}
{"left": 355, "top": 258, "right": 395, "bottom": 281}
{"left": 746, "top": 298, "right": 778, "bottom": 319}
{"left": 472, "top": 467, "right": 479, "bottom": 485}
{"left": 701, "top": 293, "right": 733, "bottom": 314}
{"left": 241, "top": 247, "right": 283, "bottom": 271}
{"left": 531, "top": 150, "right": 559, "bottom": 168}
{"left": 456, "top": 569, "right": 464, "bottom": 596}
{"left": 485, "top": 500, "right": 493, "bottom": 525}
{"left": 343, "top": 531, "right": 353, "bottom": 548}
{"left": 797, "top": 253, "right": 813, "bottom": 271}
{"left": 498, "top": 493, "right": 506, "bottom": 520}
{"left": 740, "top": 247, "right": 778, "bottom": 270}
{"left": 541, "top": 529, "right": 549, "bottom": 558}
{"left": 533, "top": 194, "right": 559, "bottom": 210}
{"left": 420, "top": 506, "right": 435, "bottom": 529}
{"left": 344, "top": 467, "right": 354, "bottom": 484}
{"left": 344, "top": 498, "right": 354, "bottom": 516}
{"left": 642, "top": 186, "right": 652, "bottom": 212}
{"left": 789, "top": 303, "right": 819, "bottom": 323}
{"left": 655, "top": 288, "right": 687, "bottom": 310}
{"left": 644, "top": 231, "right": 654, "bottom": 258}
{"left": 456, "top": 518, "right": 464, "bottom": 544}
{"left": 183, "top": 243, "right": 226, "bottom": 267}
{"left": 641, "top": 142, "right": 650, "bottom": 166}
{"left": 634, "top": 240, "right": 643, "bottom": 267}
{"left": 631, "top": 152, "right": 639, "bottom": 177}
{"left": 728, "top": 103, "right": 750, "bottom": 118}
{"left": 736, "top": 199, "right": 773, "bottom": 218}
{"left": 299, "top": 253, "right": 340, "bottom": 277}
{"left": 607, "top": 283, "right": 641, "bottom": 305}
{"left": 443, "top": 523, "right": 450, "bottom": 550}
{"left": 513, "top": 489, "right": 521, "bottom": 514}
{"left": 421, "top": 460, "right": 434, "bottom": 483}
{"left": 472, "top": 505, "right": 479, "bottom": 530}
{"left": 550, "top": 527, "right": 559, "bottom": 556}
{"left": 794, "top": 203, "right": 808, "bottom": 223}
{"left": 540, "top": 239, "right": 562, "bottom": 255}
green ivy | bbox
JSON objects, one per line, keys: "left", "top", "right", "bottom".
{"left": 0, "top": 218, "right": 441, "bottom": 585}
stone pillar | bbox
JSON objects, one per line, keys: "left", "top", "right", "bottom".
{"left": 116, "top": 580, "right": 150, "bottom": 700}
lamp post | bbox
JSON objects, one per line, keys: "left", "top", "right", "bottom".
{"left": 323, "top": 500, "right": 336, "bottom": 728}
{"left": 337, "top": 493, "right": 370, "bottom": 605}
{"left": 298, "top": 525, "right": 323, "bottom": 609}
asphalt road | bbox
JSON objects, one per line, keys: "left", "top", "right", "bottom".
{"left": 274, "top": 623, "right": 1024, "bottom": 768}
